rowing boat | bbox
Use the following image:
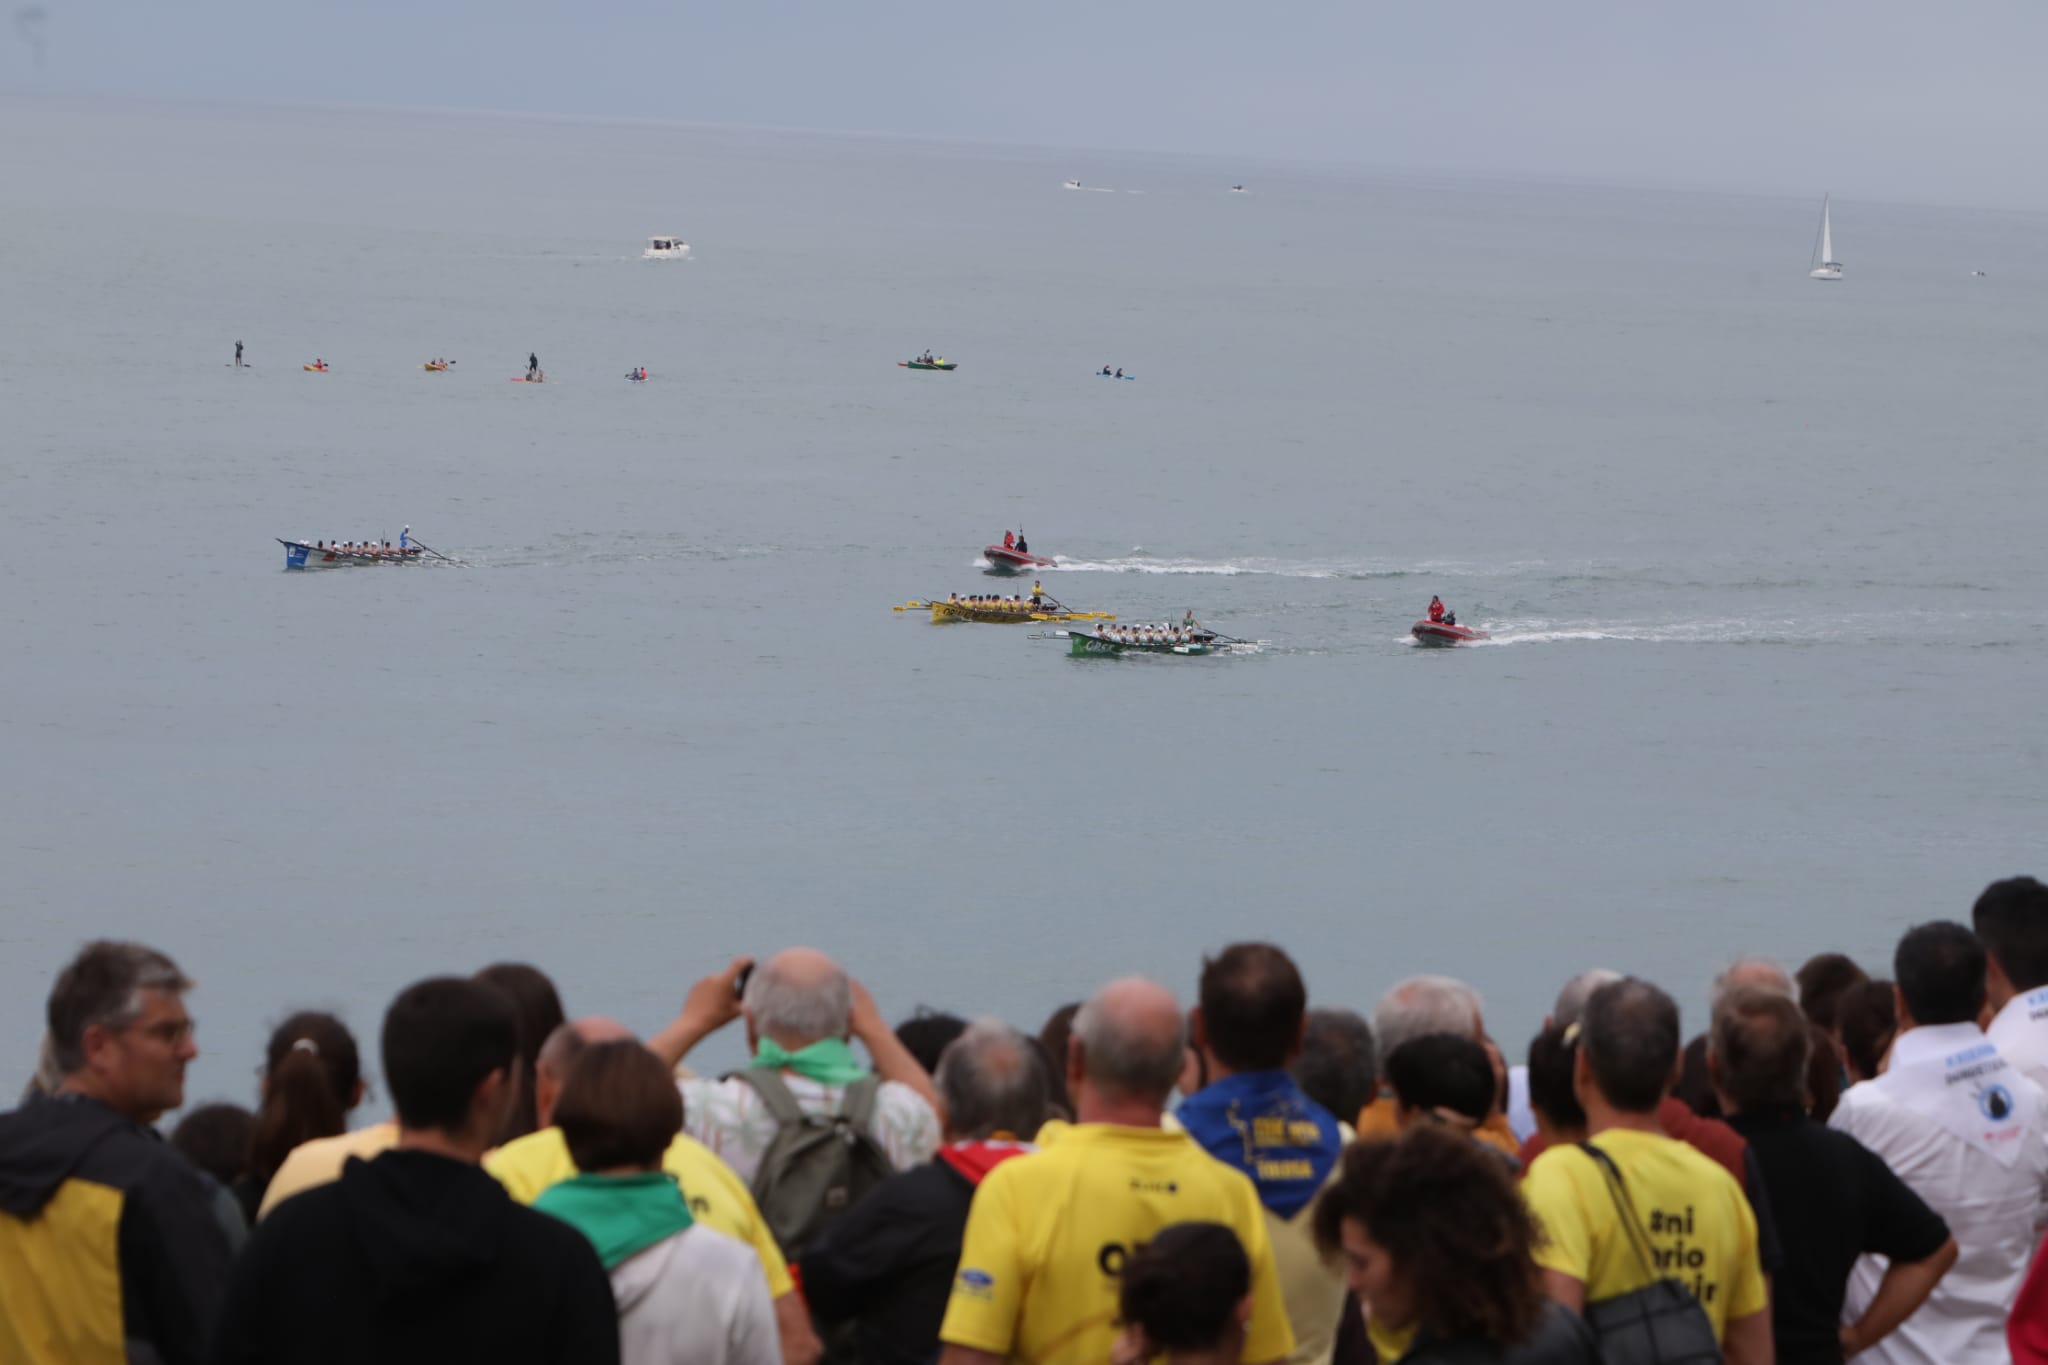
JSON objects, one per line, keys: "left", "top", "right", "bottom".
{"left": 899, "top": 360, "right": 957, "bottom": 371}
{"left": 1055, "top": 623, "right": 1221, "bottom": 656}
{"left": 279, "top": 539, "right": 429, "bottom": 571}
{"left": 894, "top": 598, "right": 1113, "bottom": 624}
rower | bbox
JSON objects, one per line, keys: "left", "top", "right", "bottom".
{"left": 401, "top": 526, "right": 410, "bottom": 550}
{"left": 1428, "top": 596, "right": 1445, "bottom": 623}
{"left": 1030, "top": 581, "right": 1043, "bottom": 608}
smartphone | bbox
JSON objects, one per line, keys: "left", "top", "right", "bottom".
{"left": 734, "top": 962, "right": 755, "bottom": 1000}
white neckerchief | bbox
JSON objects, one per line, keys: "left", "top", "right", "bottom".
{"left": 1880, "top": 1021, "right": 2041, "bottom": 1168}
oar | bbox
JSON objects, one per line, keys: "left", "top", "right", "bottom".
{"left": 408, "top": 537, "right": 457, "bottom": 564}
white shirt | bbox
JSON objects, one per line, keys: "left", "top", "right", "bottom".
{"left": 1506, "top": 1063, "right": 1537, "bottom": 1144}
{"left": 1989, "top": 988, "right": 2048, "bottom": 1096}
{"left": 678, "top": 1072, "right": 940, "bottom": 1183}
{"left": 1830, "top": 1021, "right": 2048, "bottom": 1365}
{"left": 611, "top": 1224, "right": 779, "bottom": 1365}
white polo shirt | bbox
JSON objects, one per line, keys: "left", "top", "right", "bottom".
{"left": 1989, "top": 987, "right": 2048, "bottom": 1095}
{"left": 1830, "top": 1021, "right": 2048, "bottom": 1365}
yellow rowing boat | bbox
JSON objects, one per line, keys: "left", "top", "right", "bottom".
{"left": 893, "top": 599, "right": 1115, "bottom": 624}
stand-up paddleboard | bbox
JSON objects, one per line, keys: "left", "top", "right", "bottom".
{"left": 510, "top": 375, "right": 545, "bottom": 383}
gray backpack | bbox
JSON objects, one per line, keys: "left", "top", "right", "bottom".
{"left": 735, "top": 1069, "right": 895, "bottom": 1259}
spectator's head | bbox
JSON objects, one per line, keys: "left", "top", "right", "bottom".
{"left": 1117, "top": 1222, "right": 1253, "bottom": 1364}
{"left": 1385, "top": 1034, "right": 1495, "bottom": 1132}
{"left": 555, "top": 1040, "right": 683, "bottom": 1174}
{"left": 1711, "top": 957, "right": 1794, "bottom": 1006}
{"left": 170, "top": 1102, "right": 255, "bottom": 1188}
{"left": 935, "top": 1018, "right": 1051, "bottom": 1141}
{"left": 1526, "top": 1025, "right": 1585, "bottom": 1144}
{"left": 533, "top": 1016, "right": 637, "bottom": 1128}
{"left": 1894, "top": 922, "right": 1986, "bottom": 1029}
{"left": 1373, "top": 977, "right": 1484, "bottom": 1071}
{"left": 1708, "top": 985, "right": 1812, "bottom": 1116}
{"left": 473, "top": 963, "right": 566, "bottom": 1145}
{"left": 1576, "top": 978, "right": 1680, "bottom": 1117}
{"left": 1973, "top": 877, "right": 2048, "bottom": 1010}
{"left": 1548, "top": 968, "right": 1622, "bottom": 1030}
{"left": 1795, "top": 953, "right": 1869, "bottom": 1033}
{"left": 1193, "top": 942, "right": 1308, "bottom": 1076}
{"left": 1313, "top": 1124, "right": 1543, "bottom": 1348}
{"left": 743, "top": 947, "right": 852, "bottom": 1052}
{"left": 382, "top": 976, "right": 520, "bottom": 1150}
{"left": 896, "top": 1009, "right": 968, "bottom": 1077}
{"left": 251, "top": 1011, "right": 362, "bottom": 1181}
{"left": 46, "top": 940, "right": 196, "bottom": 1123}
{"left": 1070, "top": 977, "right": 1186, "bottom": 1119}
{"left": 1837, "top": 979, "right": 1898, "bottom": 1083}
{"left": 1292, "top": 1009, "right": 1377, "bottom": 1124}
{"left": 1037, "top": 1002, "right": 1081, "bottom": 1116}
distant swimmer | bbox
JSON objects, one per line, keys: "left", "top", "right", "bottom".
{"left": 1428, "top": 596, "right": 1445, "bottom": 623}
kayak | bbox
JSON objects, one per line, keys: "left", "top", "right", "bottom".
{"left": 899, "top": 361, "right": 958, "bottom": 371}
{"left": 1412, "top": 620, "right": 1490, "bottom": 646}
{"left": 1097, "top": 373, "right": 1136, "bottom": 381}
{"left": 422, "top": 362, "right": 448, "bottom": 372}
{"left": 984, "top": 544, "right": 1055, "bottom": 573}
{"left": 303, "top": 364, "right": 329, "bottom": 372}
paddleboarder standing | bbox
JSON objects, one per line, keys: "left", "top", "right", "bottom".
{"left": 234, "top": 340, "right": 244, "bottom": 367}
{"left": 527, "top": 352, "right": 540, "bottom": 380}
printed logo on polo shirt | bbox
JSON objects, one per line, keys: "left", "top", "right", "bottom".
{"left": 1980, "top": 1083, "right": 2015, "bottom": 1122}
{"left": 955, "top": 1268, "right": 995, "bottom": 1300}
{"left": 1127, "top": 1178, "right": 1178, "bottom": 1194}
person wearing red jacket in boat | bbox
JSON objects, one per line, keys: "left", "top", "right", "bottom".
{"left": 1428, "top": 596, "right": 1446, "bottom": 623}
{"left": 1002, "top": 530, "right": 1015, "bottom": 550}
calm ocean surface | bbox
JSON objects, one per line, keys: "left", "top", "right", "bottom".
{"left": 3, "top": 99, "right": 2044, "bottom": 1111}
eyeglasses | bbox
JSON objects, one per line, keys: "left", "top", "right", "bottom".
{"left": 129, "top": 1018, "right": 195, "bottom": 1046}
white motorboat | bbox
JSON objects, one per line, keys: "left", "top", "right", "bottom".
{"left": 643, "top": 235, "right": 691, "bottom": 260}
{"left": 1809, "top": 196, "right": 1842, "bottom": 281}
{"left": 1062, "top": 180, "right": 1082, "bottom": 190}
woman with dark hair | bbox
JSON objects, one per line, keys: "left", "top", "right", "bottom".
{"left": 1837, "top": 978, "right": 1898, "bottom": 1084}
{"left": 249, "top": 1011, "right": 363, "bottom": 1221}
{"left": 475, "top": 962, "right": 566, "bottom": 1144}
{"left": 1313, "top": 1126, "right": 1598, "bottom": 1364}
{"left": 1113, "top": 1222, "right": 1253, "bottom": 1365}
{"left": 536, "top": 1042, "right": 777, "bottom": 1365}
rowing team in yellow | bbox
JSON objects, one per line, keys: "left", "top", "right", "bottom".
{"left": 948, "top": 582, "right": 1049, "bottom": 613}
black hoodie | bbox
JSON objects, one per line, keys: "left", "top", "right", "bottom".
{"left": 0, "top": 1091, "right": 232, "bottom": 1365}
{"left": 210, "top": 1147, "right": 619, "bottom": 1365}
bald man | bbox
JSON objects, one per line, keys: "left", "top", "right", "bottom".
{"left": 486, "top": 1018, "right": 823, "bottom": 1365}
{"left": 650, "top": 951, "right": 940, "bottom": 1242}
{"left": 937, "top": 978, "right": 1296, "bottom": 1365}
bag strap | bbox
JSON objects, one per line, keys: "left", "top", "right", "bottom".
{"left": 1578, "top": 1141, "right": 1666, "bottom": 1283}
{"left": 733, "top": 1068, "right": 809, "bottom": 1125}
{"left": 839, "top": 1074, "right": 881, "bottom": 1132}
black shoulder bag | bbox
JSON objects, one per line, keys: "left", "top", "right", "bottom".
{"left": 1574, "top": 1142, "right": 1723, "bottom": 1365}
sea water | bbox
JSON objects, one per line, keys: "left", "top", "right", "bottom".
{"left": 2, "top": 98, "right": 2044, "bottom": 1109}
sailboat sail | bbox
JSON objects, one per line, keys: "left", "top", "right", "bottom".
{"left": 1809, "top": 194, "right": 1842, "bottom": 279}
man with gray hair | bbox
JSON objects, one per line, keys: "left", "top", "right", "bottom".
{"left": 0, "top": 940, "right": 232, "bottom": 1365}
{"left": 804, "top": 1019, "right": 1052, "bottom": 1365}
{"left": 939, "top": 978, "right": 1297, "bottom": 1365}
{"left": 653, "top": 949, "right": 941, "bottom": 1256}
{"left": 1354, "top": 974, "right": 1519, "bottom": 1156}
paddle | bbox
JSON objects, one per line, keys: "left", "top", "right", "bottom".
{"left": 407, "top": 537, "right": 457, "bottom": 564}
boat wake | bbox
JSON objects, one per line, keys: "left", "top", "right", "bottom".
{"left": 1041, "top": 554, "right": 1440, "bottom": 581}
{"left": 1423, "top": 614, "right": 1955, "bottom": 647}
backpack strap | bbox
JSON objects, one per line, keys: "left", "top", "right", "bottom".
{"left": 838, "top": 1074, "right": 881, "bottom": 1131}
{"left": 733, "top": 1068, "right": 809, "bottom": 1126}
{"left": 1578, "top": 1141, "right": 1665, "bottom": 1281}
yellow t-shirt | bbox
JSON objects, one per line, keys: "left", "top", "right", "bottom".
{"left": 257, "top": 1122, "right": 400, "bottom": 1219}
{"left": 939, "top": 1122, "right": 1296, "bottom": 1365}
{"left": 483, "top": 1126, "right": 793, "bottom": 1297}
{"left": 1522, "top": 1127, "right": 1767, "bottom": 1341}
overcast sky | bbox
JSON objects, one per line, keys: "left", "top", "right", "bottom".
{"left": 7, "top": 1, "right": 2046, "bottom": 209}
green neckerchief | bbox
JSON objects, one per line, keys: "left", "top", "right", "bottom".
{"left": 533, "top": 1172, "right": 694, "bottom": 1270}
{"left": 750, "top": 1036, "right": 869, "bottom": 1086}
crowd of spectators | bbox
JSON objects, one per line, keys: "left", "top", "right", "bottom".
{"left": 7, "top": 875, "right": 2048, "bottom": 1365}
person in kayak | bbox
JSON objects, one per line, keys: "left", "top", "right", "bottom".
{"left": 1101, "top": 366, "right": 1112, "bottom": 376}
{"left": 1115, "top": 368, "right": 1123, "bottom": 379}
{"left": 1428, "top": 596, "right": 1446, "bottom": 623}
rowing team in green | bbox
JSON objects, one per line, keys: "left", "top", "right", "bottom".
{"left": 1100, "top": 621, "right": 1204, "bottom": 646}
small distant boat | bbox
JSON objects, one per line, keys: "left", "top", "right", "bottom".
{"left": 643, "top": 235, "right": 691, "bottom": 260}
{"left": 1972, "top": 270, "right": 1988, "bottom": 278}
{"left": 303, "top": 362, "right": 329, "bottom": 372}
{"left": 1058, "top": 623, "right": 1220, "bottom": 657}
{"left": 279, "top": 539, "right": 429, "bottom": 571}
{"left": 984, "top": 543, "right": 1054, "bottom": 573}
{"left": 1062, "top": 180, "right": 1083, "bottom": 190}
{"left": 1230, "top": 185, "right": 1247, "bottom": 194}
{"left": 1809, "top": 195, "right": 1843, "bottom": 281}
{"left": 1412, "top": 620, "right": 1489, "bottom": 646}
{"left": 899, "top": 358, "right": 957, "bottom": 371}
{"left": 1096, "top": 371, "right": 1135, "bottom": 381}
{"left": 422, "top": 361, "right": 449, "bottom": 372}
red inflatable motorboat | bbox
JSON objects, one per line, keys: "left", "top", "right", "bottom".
{"left": 984, "top": 544, "right": 1055, "bottom": 574}
{"left": 1412, "top": 620, "right": 1490, "bottom": 646}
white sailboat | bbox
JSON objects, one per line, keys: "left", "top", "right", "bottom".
{"left": 1809, "top": 195, "right": 1843, "bottom": 281}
